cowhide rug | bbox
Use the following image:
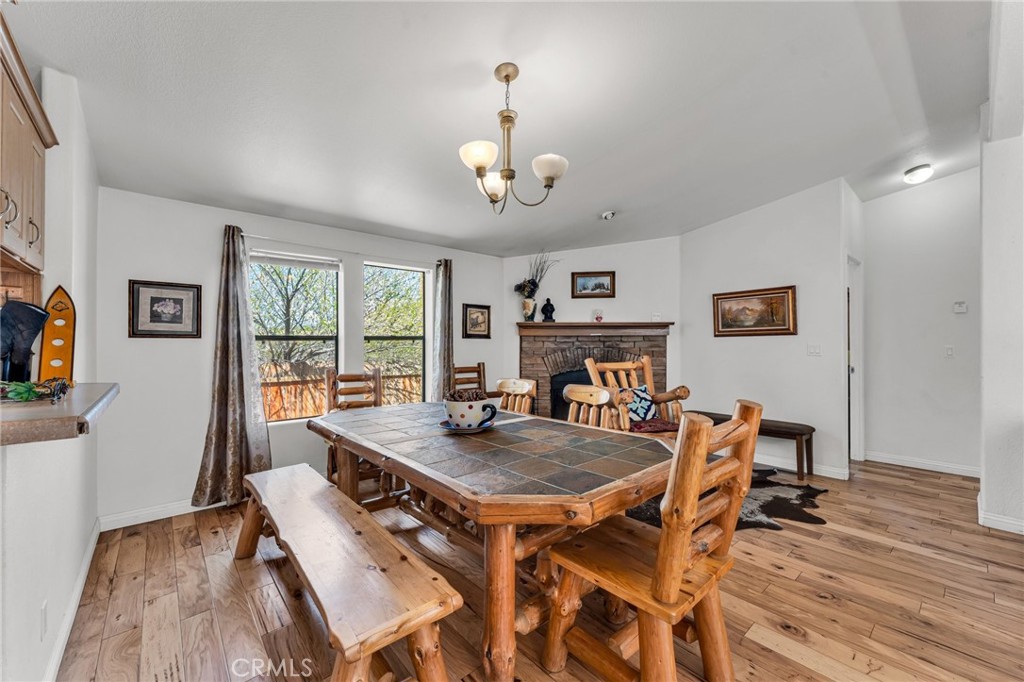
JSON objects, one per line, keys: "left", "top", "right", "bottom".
{"left": 626, "top": 479, "right": 828, "bottom": 531}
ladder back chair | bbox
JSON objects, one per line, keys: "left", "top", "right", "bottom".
{"left": 496, "top": 378, "right": 537, "bottom": 415}
{"left": 323, "top": 368, "right": 395, "bottom": 500}
{"left": 452, "top": 361, "right": 501, "bottom": 397}
{"left": 542, "top": 400, "right": 763, "bottom": 682}
{"left": 562, "top": 384, "right": 630, "bottom": 431}
{"left": 585, "top": 354, "right": 691, "bottom": 426}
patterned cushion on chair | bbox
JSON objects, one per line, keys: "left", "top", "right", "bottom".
{"left": 623, "top": 385, "right": 657, "bottom": 422}
{"left": 630, "top": 418, "right": 679, "bottom": 433}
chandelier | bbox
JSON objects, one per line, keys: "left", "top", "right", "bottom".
{"left": 459, "top": 63, "right": 569, "bottom": 214}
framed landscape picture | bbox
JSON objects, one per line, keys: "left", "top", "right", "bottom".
{"left": 571, "top": 271, "right": 616, "bottom": 298}
{"left": 713, "top": 285, "right": 797, "bottom": 337}
{"left": 129, "top": 280, "right": 202, "bottom": 338}
{"left": 462, "top": 303, "right": 491, "bottom": 339}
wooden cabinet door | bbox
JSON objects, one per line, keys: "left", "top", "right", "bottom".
{"left": 1, "top": 69, "right": 29, "bottom": 258}
{"left": 24, "top": 131, "right": 43, "bottom": 269}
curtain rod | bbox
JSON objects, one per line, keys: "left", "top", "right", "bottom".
{"left": 243, "top": 231, "right": 443, "bottom": 268}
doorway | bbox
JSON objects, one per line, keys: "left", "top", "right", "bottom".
{"left": 847, "top": 256, "right": 864, "bottom": 462}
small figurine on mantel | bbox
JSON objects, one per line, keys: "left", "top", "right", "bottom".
{"left": 541, "top": 298, "right": 556, "bottom": 323}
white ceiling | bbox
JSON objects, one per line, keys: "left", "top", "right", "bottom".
{"left": 6, "top": 2, "right": 990, "bottom": 257}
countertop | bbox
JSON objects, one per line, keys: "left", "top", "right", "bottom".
{"left": 0, "top": 383, "right": 120, "bottom": 446}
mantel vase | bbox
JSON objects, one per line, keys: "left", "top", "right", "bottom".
{"left": 521, "top": 297, "right": 537, "bottom": 322}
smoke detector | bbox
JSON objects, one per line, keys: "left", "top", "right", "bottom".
{"left": 600, "top": 211, "right": 616, "bottom": 221}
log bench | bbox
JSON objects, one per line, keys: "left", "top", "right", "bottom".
{"left": 234, "top": 464, "right": 463, "bottom": 681}
{"left": 691, "top": 410, "right": 815, "bottom": 480}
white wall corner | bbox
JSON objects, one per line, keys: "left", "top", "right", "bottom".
{"left": 42, "top": 518, "right": 100, "bottom": 682}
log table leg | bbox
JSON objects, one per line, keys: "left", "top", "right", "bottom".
{"left": 482, "top": 523, "right": 517, "bottom": 682}
{"left": 336, "top": 445, "right": 359, "bottom": 500}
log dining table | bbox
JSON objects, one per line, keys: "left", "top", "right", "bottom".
{"left": 307, "top": 401, "right": 675, "bottom": 682}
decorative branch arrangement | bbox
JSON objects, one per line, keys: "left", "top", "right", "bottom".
{"left": 514, "top": 251, "right": 560, "bottom": 300}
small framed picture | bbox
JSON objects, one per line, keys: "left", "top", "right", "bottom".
{"left": 571, "top": 271, "right": 616, "bottom": 298}
{"left": 462, "top": 303, "right": 491, "bottom": 339}
{"left": 713, "top": 285, "right": 797, "bottom": 337}
{"left": 129, "top": 280, "right": 202, "bottom": 338}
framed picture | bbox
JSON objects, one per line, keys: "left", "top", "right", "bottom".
{"left": 462, "top": 303, "right": 491, "bottom": 339}
{"left": 713, "top": 285, "right": 797, "bottom": 337}
{"left": 571, "top": 271, "right": 616, "bottom": 298}
{"left": 129, "top": 280, "right": 202, "bottom": 338}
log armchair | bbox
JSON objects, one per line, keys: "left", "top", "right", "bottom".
{"left": 496, "top": 378, "right": 537, "bottom": 415}
{"left": 585, "top": 354, "right": 691, "bottom": 426}
{"left": 561, "top": 384, "right": 630, "bottom": 431}
{"left": 542, "top": 400, "right": 763, "bottom": 682}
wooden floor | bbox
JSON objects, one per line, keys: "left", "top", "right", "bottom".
{"left": 57, "top": 461, "right": 1024, "bottom": 682}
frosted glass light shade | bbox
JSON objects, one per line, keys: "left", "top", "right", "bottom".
{"left": 478, "top": 172, "right": 507, "bottom": 201}
{"left": 531, "top": 154, "right": 569, "bottom": 183}
{"left": 903, "top": 164, "right": 933, "bottom": 184}
{"left": 459, "top": 141, "right": 499, "bottom": 171}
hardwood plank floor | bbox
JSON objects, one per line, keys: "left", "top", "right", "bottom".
{"left": 57, "top": 462, "right": 1023, "bottom": 681}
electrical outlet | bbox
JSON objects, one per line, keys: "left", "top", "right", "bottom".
{"left": 651, "top": 312, "right": 662, "bottom": 322}
{"left": 41, "top": 600, "right": 47, "bottom": 641}
{"left": 945, "top": 345, "right": 955, "bottom": 359}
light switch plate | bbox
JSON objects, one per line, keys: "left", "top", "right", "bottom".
{"left": 953, "top": 301, "right": 968, "bottom": 314}
{"left": 651, "top": 312, "right": 662, "bottom": 322}
{"left": 806, "top": 344, "right": 822, "bottom": 357}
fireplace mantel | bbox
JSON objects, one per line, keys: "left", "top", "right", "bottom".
{"left": 517, "top": 321, "right": 674, "bottom": 337}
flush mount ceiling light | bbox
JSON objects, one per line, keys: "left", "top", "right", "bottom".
{"left": 903, "top": 164, "right": 934, "bottom": 185}
{"left": 459, "top": 63, "right": 569, "bottom": 215}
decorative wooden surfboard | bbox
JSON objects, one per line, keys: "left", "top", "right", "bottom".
{"left": 38, "top": 285, "right": 76, "bottom": 383}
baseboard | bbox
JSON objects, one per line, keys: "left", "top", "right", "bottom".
{"left": 99, "top": 498, "right": 224, "bottom": 531}
{"left": 753, "top": 452, "right": 849, "bottom": 481}
{"left": 978, "top": 509, "right": 1024, "bottom": 535}
{"left": 43, "top": 518, "right": 100, "bottom": 682}
{"left": 864, "top": 450, "right": 980, "bottom": 478}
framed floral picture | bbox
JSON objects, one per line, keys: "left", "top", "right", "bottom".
{"left": 571, "top": 271, "right": 616, "bottom": 298}
{"left": 462, "top": 303, "right": 491, "bottom": 339}
{"left": 129, "top": 280, "right": 202, "bottom": 338}
{"left": 713, "top": 285, "right": 797, "bottom": 336}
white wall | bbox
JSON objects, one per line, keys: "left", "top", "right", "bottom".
{"left": 862, "top": 169, "right": 982, "bottom": 476}
{"left": 979, "top": 134, "right": 1024, "bottom": 533}
{"left": 0, "top": 68, "right": 101, "bottom": 682}
{"left": 94, "top": 188, "right": 506, "bottom": 525}
{"left": 679, "top": 180, "right": 850, "bottom": 478}
{"left": 501, "top": 237, "right": 683, "bottom": 385}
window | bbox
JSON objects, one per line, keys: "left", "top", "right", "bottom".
{"left": 249, "top": 257, "right": 339, "bottom": 421}
{"left": 363, "top": 264, "right": 426, "bottom": 405}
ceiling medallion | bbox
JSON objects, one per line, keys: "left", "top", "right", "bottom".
{"left": 459, "top": 63, "right": 569, "bottom": 215}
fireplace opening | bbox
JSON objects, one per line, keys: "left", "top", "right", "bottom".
{"left": 549, "top": 369, "right": 593, "bottom": 421}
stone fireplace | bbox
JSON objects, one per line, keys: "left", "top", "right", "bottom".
{"left": 517, "top": 322, "right": 674, "bottom": 417}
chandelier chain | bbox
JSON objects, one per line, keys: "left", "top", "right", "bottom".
{"left": 505, "top": 78, "right": 511, "bottom": 110}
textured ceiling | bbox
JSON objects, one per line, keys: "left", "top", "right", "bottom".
{"left": 6, "top": 2, "right": 990, "bottom": 256}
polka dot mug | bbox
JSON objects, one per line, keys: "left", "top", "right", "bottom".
{"left": 443, "top": 400, "right": 497, "bottom": 429}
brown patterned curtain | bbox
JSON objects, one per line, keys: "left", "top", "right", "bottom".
{"left": 430, "top": 258, "right": 454, "bottom": 401}
{"left": 192, "top": 225, "right": 271, "bottom": 507}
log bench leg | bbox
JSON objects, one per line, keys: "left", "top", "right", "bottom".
{"left": 331, "top": 654, "right": 372, "bottom": 682}
{"left": 407, "top": 622, "right": 448, "bottom": 682}
{"left": 795, "top": 436, "right": 806, "bottom": 481}
{"left": 234, "top": 498, "right": 264, "bottom": 559}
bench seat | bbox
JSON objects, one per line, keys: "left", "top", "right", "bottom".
{"left": 691, "top": 410, "right": 815, "bottom": 480}
{"left": 235, "top": 463, "right": 463, "bottom": 680}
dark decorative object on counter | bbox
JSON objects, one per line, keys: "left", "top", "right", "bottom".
{"left": 0, "top": 301, "right": 50, "bottom": 382}
{"left": 541, "top": 298, "right": 555, "bottom": 322}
